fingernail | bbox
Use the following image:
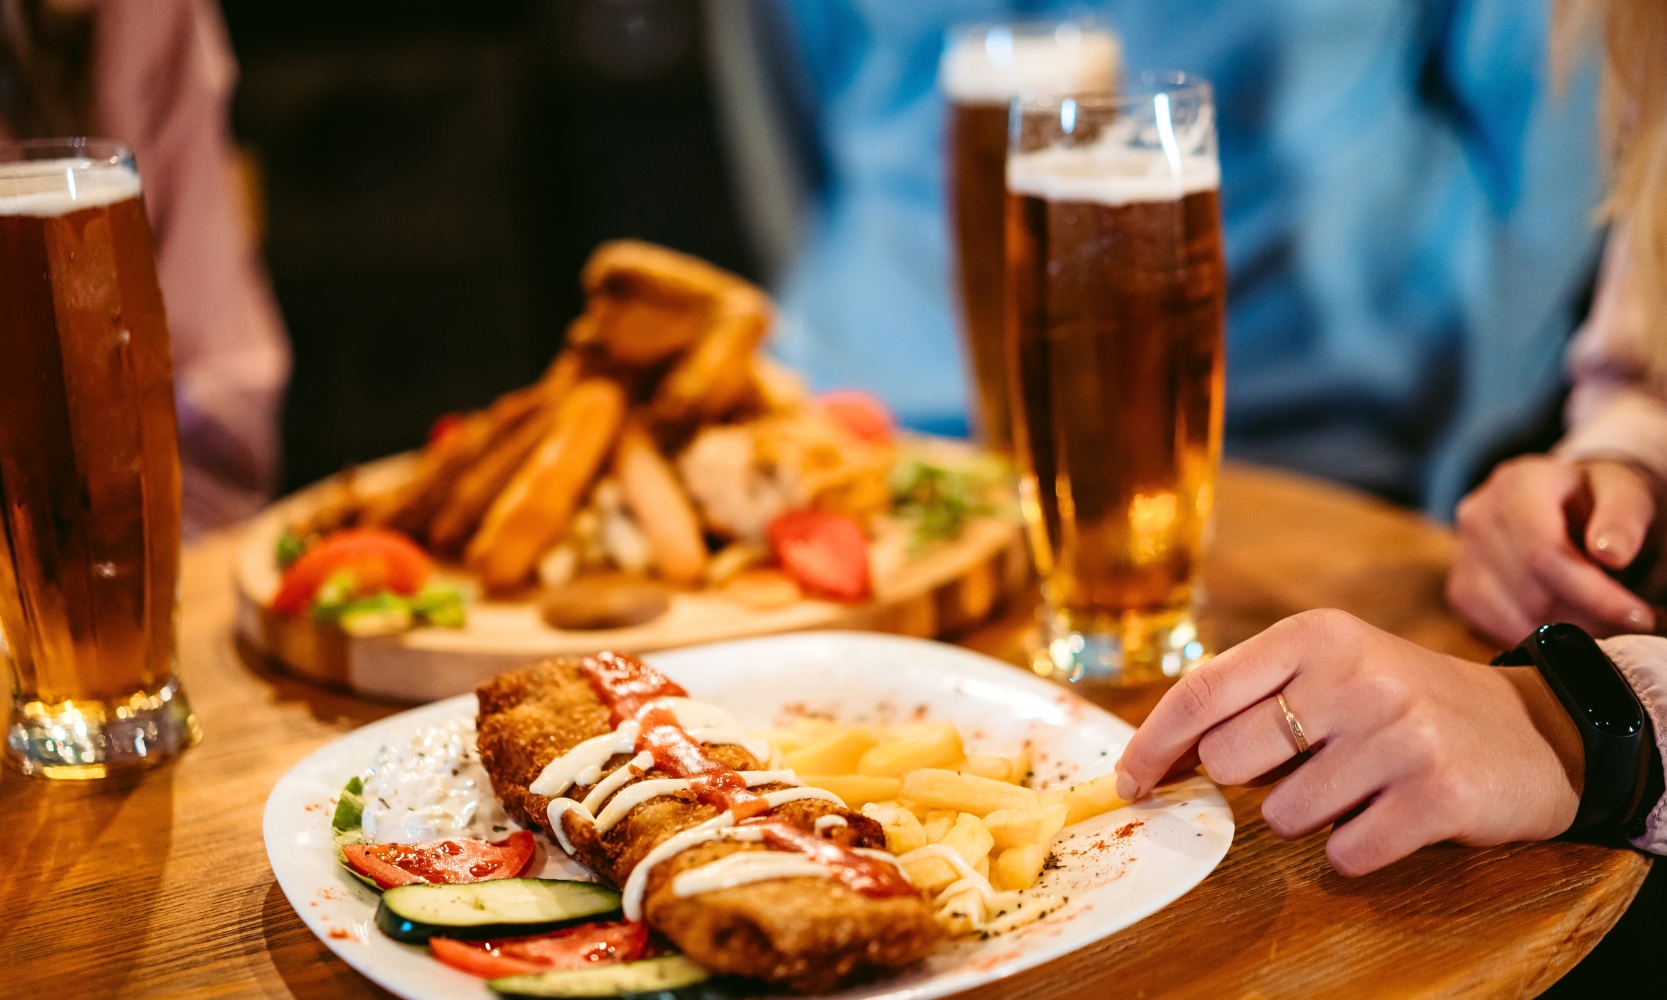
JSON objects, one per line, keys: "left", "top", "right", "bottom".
{"left": 1114, "top": 768, "right": 1140, "bottom": 802}
{"left": 1627, "top": 608, "right": 1652, "bottom": 630}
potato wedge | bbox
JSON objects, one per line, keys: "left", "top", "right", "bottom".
{"left": 466, "top": 378, "right": 627, "bottom": 590}
{"left": 857, "top": 722, "right": 965, "bottom": 776}
{"left": 783, "top": 730, "right": 878, "bottom": 775}
{"left": 991, "top": 843, "right": 1049, "bottom": 891}
{"left": 651, "top": 286, "right": 772, "bottom": 425}
{"left": 900, "top": 768, "right": 1039, "bottom": 817}
{"left": 795, "top": 774, "right": 900, "bottom": 807}
{"left": 982, "top": 803, "right": 1069, "bottom": 849}
{"left": 613, "top": 419, "right": 707, "bottom": 585}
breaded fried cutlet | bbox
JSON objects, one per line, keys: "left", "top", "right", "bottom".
{"left": 475, "top": 658, "right": 940, "bottom": 992}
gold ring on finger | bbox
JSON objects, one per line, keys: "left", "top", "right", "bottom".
{"left": 1275, "top": 691, "right": 1310, "bottom": 755}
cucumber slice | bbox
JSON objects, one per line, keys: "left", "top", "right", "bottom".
{"left": 489, "top": 955, "right": 716, "bottom": 999}
{"left": 376, "top": 878, "right": 621, "bottom": 943}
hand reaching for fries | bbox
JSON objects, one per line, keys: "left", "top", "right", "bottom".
{"left": 755, "top": 716, "right": 1129, "bottom": 934}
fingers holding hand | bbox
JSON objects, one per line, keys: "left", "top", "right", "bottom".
{"left": 1450, "top": 456, "right": 1653, "bottom": 638}
{"left": 1583, "top": 459, "right": 1658, "bottom": 571}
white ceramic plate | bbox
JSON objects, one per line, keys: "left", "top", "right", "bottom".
{"left": 263, "top": 632, "right": 1233, "bottom": 1000}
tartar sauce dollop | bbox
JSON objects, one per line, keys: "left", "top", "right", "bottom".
{"left": 360, "top": 717, "right": 515, "bottom": 843}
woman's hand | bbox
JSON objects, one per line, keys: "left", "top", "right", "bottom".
{"left": 1448, "top": 455, "right": 1656, "bottom": 646}
{"left": 1113, "top": 610, "right": 1584, "bottom": 876}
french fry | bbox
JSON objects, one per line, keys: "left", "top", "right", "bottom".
{"left": 937, "top": 886, "right": 986, "bottom": 937}
{"left": 796, "top": 774, "right": 900, "bottom": 807}
{"left": 939, "top": 813, "right": 994, "bottom": 870}
{"left": 723, "top": 568, "right": 802, "bottom": 609}
{"left": 991, "top": 843, "right": 1049, "bottom": 891}
{"left": 957, "top": 754, "right": 1015, "bottom": 783}
{"left": 921, "top": 811, "right": 957, "bottom": 844}
{"left": 750, "top": 728, "right": 813, "bottom": 755}
{"left": 613, "top": 419, "right": 707, "bottom": 585}
{"left": 975, "top": 856, "right": 990, "bottom": 880}
{"left": 783, "top": 730, "right": 878, "bottom": 775}
{"left": 466, "top": 379, "right": 627, "bottom": 590}
{"left": 1041, "top": 772, "right": 1130, "bottom": 827}
{"left": 1010, "top": 746, "right": 1033, "bottom": 784}
{"left": 900, "top": 768, "right": 1039, "bottom": 817}
{"left": 857, "top": 722, "right": 965, "bottom": 776}
{"left": 902, "top": 855, "right": 959, "bottom": 893}
{"left": 982, "top": 803, "right": 1069, "bottom": 849}
{"left": 862, "top": 804, "right": 928, "bottom": 855}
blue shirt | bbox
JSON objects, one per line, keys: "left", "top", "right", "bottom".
{"left": 768, "top": 0, "right": 1603, "bottom": 513}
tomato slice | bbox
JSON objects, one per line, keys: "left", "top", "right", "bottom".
{"left": 818, "top": 389, "right": 895, "bottom": 444}
{"left": 271, "top": 528, "right": 433, "bottom": 616}
{"left": 767, "top": 510, "right": 871, "bottom": 602}
{"left": 341, "top": 830, "right": 534, "bottom": 890}
{"left": 431, "top": 921, "right": 649, "bottom": 979}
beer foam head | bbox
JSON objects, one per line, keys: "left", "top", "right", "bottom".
{"left": 0, "top": 158, "right": 142, "bottom": 217}
{"left": 1007, "top": 112, "right": 1219, "bottom": 205}
{"left": 941, "top": 25, "right": 1119, "bottom": 103}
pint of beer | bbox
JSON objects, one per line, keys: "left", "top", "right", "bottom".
{"left": 1005, "top": 80, "right": 1226, "bottom": 684}
{"left": 941, "top": 23, "right": 1119, "bottom": 453}
{"left": 0, "top": 140, "right": 199, "bottom": 777}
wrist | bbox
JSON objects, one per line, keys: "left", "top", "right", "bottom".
{"left": 1499, "top": 665, "right": 1586, "bottom": 801}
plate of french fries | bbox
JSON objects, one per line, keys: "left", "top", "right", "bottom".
{"left": 234, "top": 242, "right": 1028, "bottom": 701}
{"left": 265, "top": 630, "right": 1233, "bottom": 1000}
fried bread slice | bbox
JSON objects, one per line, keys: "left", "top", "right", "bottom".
{"left": 475, "top": 659, "right": 940, "bottom": 991}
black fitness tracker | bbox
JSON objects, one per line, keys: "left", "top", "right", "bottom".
{"left": 1492, "top": 624, "right": 1663, "bottom": 835}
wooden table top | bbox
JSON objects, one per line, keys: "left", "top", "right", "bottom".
{"left": 1, "top": 463, "right": 1649, "bottom": 999}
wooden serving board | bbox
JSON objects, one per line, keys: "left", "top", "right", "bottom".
{"left": 235, "top": 452, "right": 1031, "bottom": 702}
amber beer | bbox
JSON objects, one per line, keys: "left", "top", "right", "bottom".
{"left": 0, "top": 140, "right": 197, "bottom": 777}
{"left": 1005, "top": 83, "right": 1226, "bottom": 683}
{"left": 941, "top": 23, "right": 1118, "bottom": 453}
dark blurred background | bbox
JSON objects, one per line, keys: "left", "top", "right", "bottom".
{"left": 221, "top": 0, "right": 757, "bottom": 491}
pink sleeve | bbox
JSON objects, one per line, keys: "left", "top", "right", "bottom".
{"left": 1596, "top": 635, "right": 1667, "bottom": 853}
{"left": 1554, "top": 224, "right": 1667, "bottom": 483}
{"left": 90, "top": 0, "right": 291, "bottom": 534}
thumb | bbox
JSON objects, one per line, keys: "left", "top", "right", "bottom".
{"left": 1584, "top": 461, "right": 1657, "bottom": 570}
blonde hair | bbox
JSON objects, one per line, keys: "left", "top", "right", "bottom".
{"left": 1556, "top": 1, "right": 1667, "bottom": 364}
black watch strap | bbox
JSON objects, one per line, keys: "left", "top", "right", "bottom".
{"left": 1493, "top": 624, "right": 1658, "bottom": 833}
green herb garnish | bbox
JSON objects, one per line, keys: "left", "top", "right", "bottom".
{"left": 275, "top": 528, "right": 307, "bottom": 570}
{"left": 890, "top": 456, "right": 1004, "bottom": 548}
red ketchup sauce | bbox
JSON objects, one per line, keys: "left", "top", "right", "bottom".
{"left": 580, "top": 652, "right": 769, "bottom": 819}
{"left": 743, "top": 818, "right": 916, "bottom": 898}
{"left": 577, "top": 653, "right": 915, "bottom": 899}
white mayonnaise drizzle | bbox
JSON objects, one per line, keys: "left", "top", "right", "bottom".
{"left": 359, "top": 717, "right": 513, "bottom": 843}
{"left": 896, "top": 844, "right": 998, "bottom": 903}
{"left": 614, "top": 787, "right": 854, "bottom": 919}
{"left": 528, "top": 699, "right": 769, "bottom": 799}
{"left": 672, "top": 851, "right": 833, "bottom": 897}
{"left": 814, "top": 815, "right": 849, "bottom": 834}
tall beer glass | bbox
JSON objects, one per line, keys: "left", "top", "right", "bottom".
{"left": 0, "top": 139, "right": 199, "bottom": 778}
{"left": 942, "top": 22, "right": 1119, "bottom": 454}
{"left": 1006, "top": 79, "right": 1226, "bottom": 685}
